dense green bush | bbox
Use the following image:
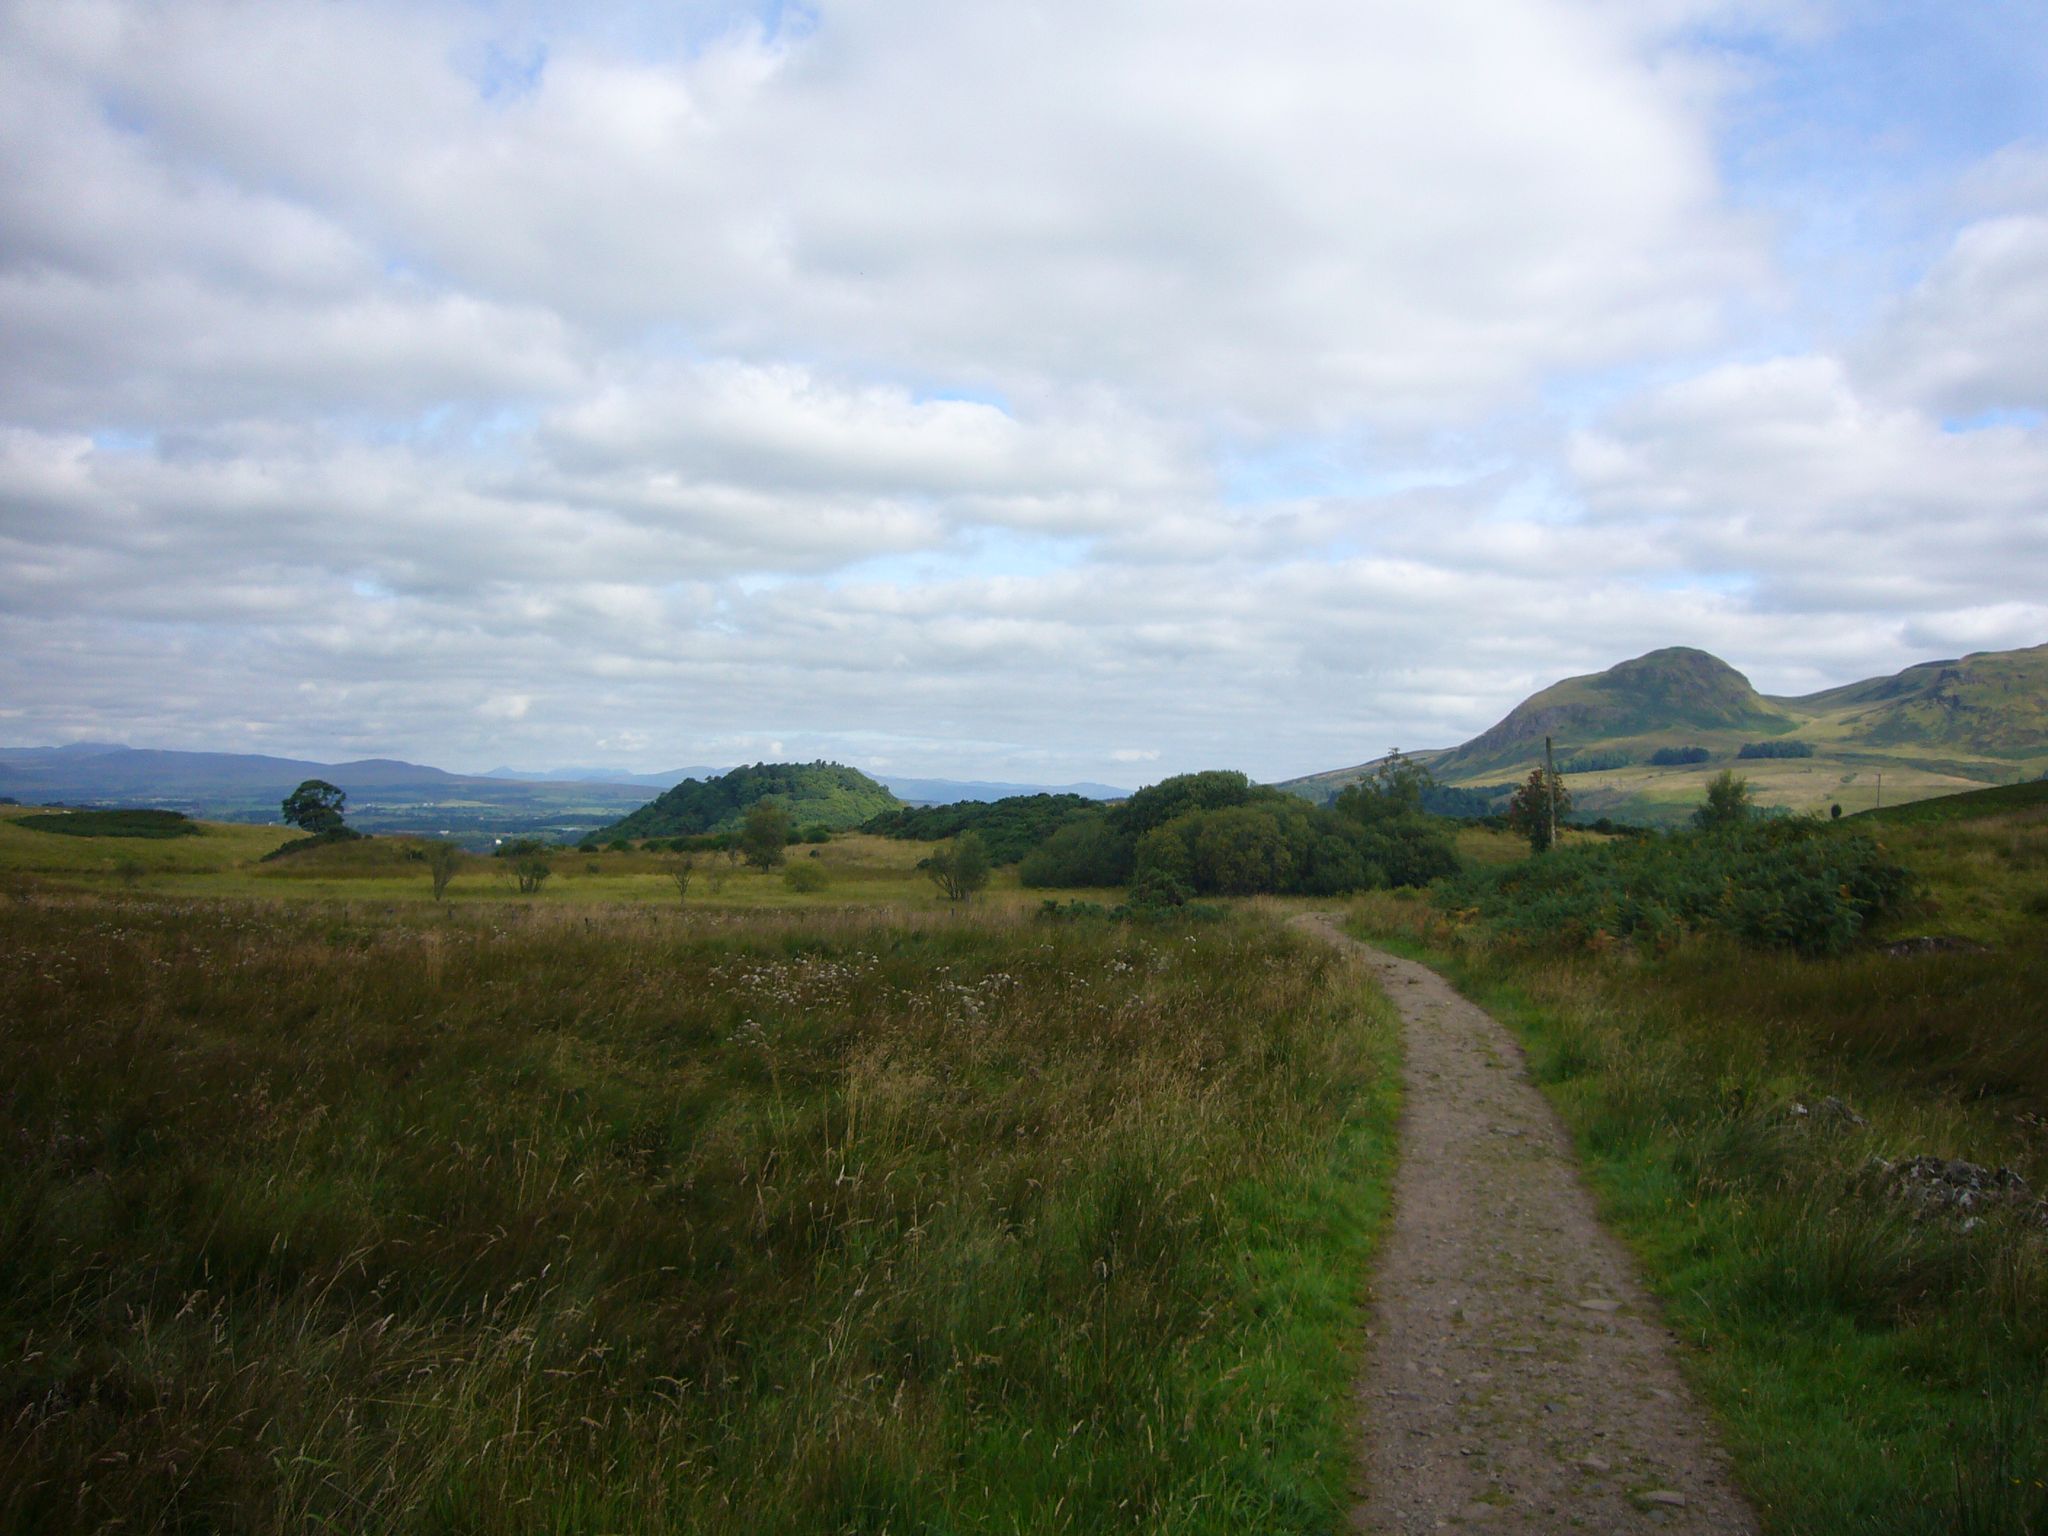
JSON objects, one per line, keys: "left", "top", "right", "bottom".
{"left": 1018, "top": 813, "right": 1134, "bottom": 887}
{"left": 1130, "top": 780, "right": 1457, "bottom": 899}
{"left": 18, "top": 808, "right": 201, "bottom": 839}
{"left": 1419, "top": 783, "right": 1509, "bottom": 818}
{"left": 1649, "top": 745, "right": 1711, "bottom": 766}
{"left": 1439, "top": 817, "right": 1913, "bottom": 956}
{"left": 1017, "top": 769, "right": 1457, "bottom": 898}
{"left": 866, "top": 793, "right": 1102, "bottom": 864}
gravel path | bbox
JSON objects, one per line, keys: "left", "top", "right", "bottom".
{"left": 1296, "top": 916, "right": 1760, "bottom": 1534}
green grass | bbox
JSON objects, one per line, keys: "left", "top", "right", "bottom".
{"left": 1350, "top": 807, "right": 2048, "bottom": 1534}
{"left": 0, "top": 809, "right": 1081, "bottom": 913}
{"left": 2, "top": 895, "right": 1398, "bottom": 1533}
{"left": 1853, "top": 778, "right": 2048, "bottom": 828}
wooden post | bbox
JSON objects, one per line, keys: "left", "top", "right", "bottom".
{"left": 1876, "top": 771, "right": 1882, "bottom": 811}
{"left": 1545, "top": 735, "right": 1558, "bottom": 849}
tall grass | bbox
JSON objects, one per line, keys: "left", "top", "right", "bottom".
{"left": 3, "top": 894, "right": 1396, "bottom": 1534}
{"left": 1352, "top": 814, "right": 2048, "bottom": 1535}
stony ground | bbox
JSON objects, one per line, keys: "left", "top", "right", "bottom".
{"left": 1296, "top": 916, "right": 1760, "bottom": 1535}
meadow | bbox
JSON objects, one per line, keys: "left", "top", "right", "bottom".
{"left": 11, "top": 788, "right": 2048, "bottom": 1534}
{"left": 0, "top": 807, "right": 1058, "bottom": 912}
{"left": 1, "top": 865, "right": 1398, "bottom": 1533}
{"left": 1350, "top": 788, "right": 2048, "bottom": 1534}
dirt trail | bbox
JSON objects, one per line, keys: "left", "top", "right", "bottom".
{"left": 1295, "top": 915, "right": 1759, "bottom": 1534}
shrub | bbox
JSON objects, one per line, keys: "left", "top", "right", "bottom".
{"left": 424, "top": 840, "right": 461, "bottom": 900}
{"left": 1649, "top": 746, "right": 1711, "bottom": 766}
{"left": 1019, "top": 814, "right": 1133, "bottom": 887}
{"left": 918, "top": 831, "right": 991, "bottom": 901}
{"left": 741, "top": 800, "right": 792, "bottom": 871}
{"left": 1504, "top": 767, "right": 1571, "bottom": 853}
{"left": 782, "top": 862, "right": 828, "bottom": 893}
{"left": 1693, "top": 769, "right": 1754, "bottom": 831}
{"left": 1440, "top": 817, "right": 1913, "bottom": 957}
{"left": 865, "top": 794, "right": 1102, "bottom": 864}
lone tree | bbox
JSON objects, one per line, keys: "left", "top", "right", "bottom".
{"left": 1693, "top": 770, "right": 1754, "bottom": 832}
{"left": 424, "top": 840, "right": 460, "bottom": 901}
{"left": 920, "top": 830, "right": 992, "bottom": 902}
{"left": 282, "top": 779, "right": 346, "bottom": 835}
{"left": 740, "top": 799, "right": 792, "bottom": 872}
{"left": 498, "top": 838, "right": 553, "bottom": 895}
{"left": 668, "top": 853, "right": 695, "bottom": 904}
{"left": 1505, "top": 766, "right": 1570, "bottom": 854}
{"left": 1371, "top": 748, "right": 1435, "bottom": 812}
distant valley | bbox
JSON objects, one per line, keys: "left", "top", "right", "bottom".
{"left": 0, "top": 743, "right": 1127, "bottom": 847}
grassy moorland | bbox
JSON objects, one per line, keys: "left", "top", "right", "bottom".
{"left": 1, "top": 889, "right": 1397, "bottom": 1534}
{"left": 0, "top": 807, "right": 1074, "bottom": 912}
{"left": 1351, "top": 786, "right": 2048, "bottom": 1535}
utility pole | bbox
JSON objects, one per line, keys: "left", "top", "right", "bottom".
{"left": 1545, "top": 735, "right": 1558, "bottom": 850}
{"left": 1876, "top": 771, "right": 1883, "bottom": 812}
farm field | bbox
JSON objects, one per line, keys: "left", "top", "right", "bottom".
{"left": 1349, "top": 787, "right": 2048, "bottom": 1533}
{"left": 1, "top": 855, "right": 1398, "bottom": 1533}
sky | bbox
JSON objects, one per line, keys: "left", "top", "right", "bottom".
{"left": 2, "top": 0, "right": 2044, "bottom": 785}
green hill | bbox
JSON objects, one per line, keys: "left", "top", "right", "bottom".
{"left": 1437, "top": 647, "right": 1796, "bottom": 775}
{"left": 1283, "top": 642, "right": 2048, "bottom": 826}
{"left": 1777, "top": 643, "right": 2048, "bottom": 759}
{"left": 603, "top": 762, "right": 900, "bottom": 840}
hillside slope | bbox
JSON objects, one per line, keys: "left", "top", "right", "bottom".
{"left": 1437, "top": 647, "right": 1795, "bottom": 775}
{"left": 1778, "top": 643, "right": 2048, "bottom": 758}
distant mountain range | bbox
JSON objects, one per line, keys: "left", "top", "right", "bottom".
{"left": 0, "top": 742, "right": 1128, "bottom": 845}
{"left": 1281, "top": 642, "right": 2048, "bottom": 825}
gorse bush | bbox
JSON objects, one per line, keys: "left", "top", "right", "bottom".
{"left": 1440, "top": 817, "right": 1914, "bottom": 956}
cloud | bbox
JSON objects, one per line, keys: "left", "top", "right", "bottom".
{"left": 0, "top": 0, "right": 2042, "bottom": 782}
{"left": 6, "top": 0, "right": 1763, "bottom": 429}
{"left": 1861, "top": 206, "right": 2048, "bottom": 415}
{"left": 1566, "top": 353, "right": 2048, "bottom": 647}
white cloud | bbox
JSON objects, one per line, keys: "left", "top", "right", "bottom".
{"left": 1861, "top": 209, "right": 2048, "bottom": 416}
{"left": 0, "top": 0, "right": 2042, "bottom": 782}
{"left": 6, "top": 0, "right": 1762, "bottom": 428}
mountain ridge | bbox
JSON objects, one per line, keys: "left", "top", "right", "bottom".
{"left": 1282, "top": 641, "right": 2048, "bottom": 824}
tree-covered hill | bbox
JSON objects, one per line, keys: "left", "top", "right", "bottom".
{"left": 603, "top": 762, "right": 900, "bottom": 839}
